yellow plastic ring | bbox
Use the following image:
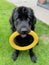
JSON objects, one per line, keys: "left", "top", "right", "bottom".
{"left": 9, "top": 30, "right": 38, "bottom": 50}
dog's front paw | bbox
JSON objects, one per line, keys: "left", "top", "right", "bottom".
{"left": 30, "top": 55, "right": 37, "bottom": 63}
{"left": 12, "top": 53, "right": 17, "bottom": 61}
{"left": 12, "top": 50, "right": 19, "bottom": 61}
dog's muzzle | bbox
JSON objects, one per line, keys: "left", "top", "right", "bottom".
{"left": 15, "top": 21, "right": 31, "bottom": 34}
{"left": 21, "top": 27, "right": 28, "bottom": 34}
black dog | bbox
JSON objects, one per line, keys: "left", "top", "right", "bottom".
{"left": 9, "top": 6, "right": 38, "bottom": 63}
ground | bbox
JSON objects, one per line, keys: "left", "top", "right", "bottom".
{"left": 0, "top": 0, "right": 49, "bottom": 65}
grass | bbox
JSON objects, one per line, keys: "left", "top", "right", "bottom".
{"left": 0, "top": 0, "right": 49, "bottom": 65}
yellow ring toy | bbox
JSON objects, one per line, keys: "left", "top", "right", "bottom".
{"left": 9, "top": 30, "right": 38, "bottom": 51}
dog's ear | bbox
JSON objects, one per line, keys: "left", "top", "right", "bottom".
{"left": 28, "top": 8, "right": 36, "bottom": 25}
{"left": 32, "top": 15, "right": 36, "bottom": 26}
{"left": 9, "top": 8, "right": 15, "bottom": 25}
{"left": 28, "top": 8, "right": 36, "bottom": 30}
{"left": 9, "top": 8, "right": 18, "bottom": 25}
{"left": 9, "top": 8, "right": 18, "bottom": 32}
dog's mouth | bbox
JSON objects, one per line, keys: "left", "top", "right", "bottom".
{"left": 21, "top": 34, "right": 27, "bottom": 38}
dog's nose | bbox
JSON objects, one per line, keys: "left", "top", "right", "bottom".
{"left": 21, "top": 28, "right": 28, "bottom": 34}
{"left": 22, "top": 31, "right": 28, "bottom": 34}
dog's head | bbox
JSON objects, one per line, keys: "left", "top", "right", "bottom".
{"left": 10, "top": 6, "right": 36, "bottom": 37}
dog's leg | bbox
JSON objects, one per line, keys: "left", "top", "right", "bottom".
{"left": 12, "top": 36, "right": 19, "bottom": 61}
{"left": 29, "top": 48, "right": 37, "bottom": 63}
{"left": 12, "top": 50, "right": 19, "bottom": 61}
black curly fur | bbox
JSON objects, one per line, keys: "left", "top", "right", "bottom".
{"left": 9, "top": 6, "right": 38, "bottom": 63}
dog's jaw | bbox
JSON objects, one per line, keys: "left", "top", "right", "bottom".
{"left": 21, "top": 34, "right": 27, "bottom": 38}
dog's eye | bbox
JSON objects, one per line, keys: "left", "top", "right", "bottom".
{"left": 17, "top": 19, "right": 20, "bottom": 21}
{"left": 29, "top": 22, "right": 32, "bottom": 25}
{"left": 14, "top": 21, "right": 18, "bottom": 25}
{"left": 16, "top": 22, "right": 18, "bottom": 25}
{"left": 27, "top": 18, "right": 30, "bottom": 21}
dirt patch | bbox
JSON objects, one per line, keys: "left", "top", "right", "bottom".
{"left": 40, "top": 34, "right": 49, "bottom": 44}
